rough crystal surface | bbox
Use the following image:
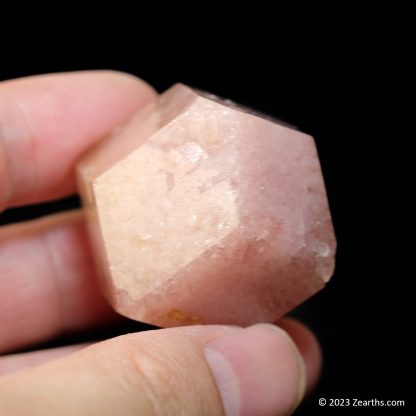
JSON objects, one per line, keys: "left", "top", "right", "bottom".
{"left": 77, "top": 84, "right": 336, "bottom": 327}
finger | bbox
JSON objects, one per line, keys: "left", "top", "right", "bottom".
{"left": 0, "top": 322, "right": 319, "bottom": 390}
{"left": 278, "top": 318, "right": 322, "bottom": 396}
{"left": 0, "top": 210, "right": 118, "bottom": 353}
{"left": 0, "top": 343, "right": 90, "bottom": 376}
{"left": 0, "top": 324, "right": 307, "bottom": 416}
{"left": 0, "top": 70, "right": 156, "bottom": 210}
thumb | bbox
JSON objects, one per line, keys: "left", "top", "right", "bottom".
{"left": 0, "top": 324, "right": 306, "bottom": 416}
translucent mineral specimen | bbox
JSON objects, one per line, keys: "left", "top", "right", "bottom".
{"left": 77, "top": 84, "right": 336, "bottom": 327}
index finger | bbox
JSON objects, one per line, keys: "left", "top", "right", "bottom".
{"left": 0, "top": 71, "right": 156, "bottom": 210}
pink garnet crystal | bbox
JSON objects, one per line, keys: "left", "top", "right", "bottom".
{"left": 77, "top": 84, "right": 336, "bottom": 327}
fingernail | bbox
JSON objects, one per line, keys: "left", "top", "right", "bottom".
{"left": 204, "top": 323, "right": 306, "bottom": 416}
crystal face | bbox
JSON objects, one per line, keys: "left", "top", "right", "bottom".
{"left": 77, "top": 84, "right": 336, "bottom": 327}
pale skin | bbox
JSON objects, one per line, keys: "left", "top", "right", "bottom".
{"left": 0, "top": 71, "right": 322, "bottom": 416}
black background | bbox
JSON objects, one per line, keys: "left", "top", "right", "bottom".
{"left": 0, "top": 9, "right": 410, "bottom": 415}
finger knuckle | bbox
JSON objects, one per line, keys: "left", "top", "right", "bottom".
{"left": 122, "top": 336, "right": 185, "bottom": 415}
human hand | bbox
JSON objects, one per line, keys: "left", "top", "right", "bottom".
{"left": 0, "top": 71, "right": 321, "bottom": 415}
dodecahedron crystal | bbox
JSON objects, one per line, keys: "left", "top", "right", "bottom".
{"left": 77, "top": 84, "right": 336, "bottom": 327}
